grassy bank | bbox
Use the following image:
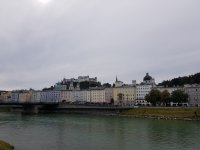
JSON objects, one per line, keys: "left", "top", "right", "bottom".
{"left": 121, "top": 108, "right": 200, "bottom": 120}
{"left": 0, "top": 140, "right": 14, "bottom": 150}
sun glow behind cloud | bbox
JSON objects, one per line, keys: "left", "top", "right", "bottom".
{"left": 37, "top": 0, "right": 51, "bottom": 5}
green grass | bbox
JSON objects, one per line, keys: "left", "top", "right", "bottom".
{"left": 121, "top": 108, "right": 200, "bottom": 120}
{"left": 0, "top": 140, "right": 14, "bottom": 150}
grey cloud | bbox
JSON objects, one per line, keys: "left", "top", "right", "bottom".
{"left": 0, "top": 0, "right": 200, "bottom": 90}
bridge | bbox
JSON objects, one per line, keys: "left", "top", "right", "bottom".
{"left": 0, "top": 102, "right": 59, "bottom": 106}
{"left": 0, "top": 102, "right": 59, "bottom": 113}
{"left": 0, "top": 102, "right": 134, "bottom": 114}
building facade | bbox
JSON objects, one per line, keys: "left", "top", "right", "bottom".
{"left": 77, "top": 76, "right": 97, "bottom": 82}
{"left": 11, "top": 92, "right": 19, "bottom": 102}
{"left": 184, "top": 84, "right": 200, "bottom": 107}
{"left": 61, "top": 90, "right": 71, "bottom": 102}
{"left": 70, "top": 90, "right": 83, "bottom": 102}
{"left": 40, "top": 91, "right": 61, "bottom": 103}
{"left": 136, "top": 73, "right": 155, "bottom": 106}
{"left": 0, "top": 91, "right": 11, "bottom": 102}
{"left": 81, "top": 90, "right": 91, "bottom": 102}
{"left": 18, "top": 92, "right": 31, "bottom": 103}
{"left": 113, "top": 86, "right": 136, "bottom": 106}
{"left": 90, "top": 88, "right": 106, "bottom": 103}
{"left": 61, "top": 89, "right": 105, "bottom": 103}
{"left": 105, "top": 88, "right": 113, "bottom": 103}
{"left": 136, "top": 84, "right": 152, "bottom": 106}
{"left": 31, "top": 91, "right": 41, "bottom": 103}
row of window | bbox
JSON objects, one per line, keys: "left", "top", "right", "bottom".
{"left": 137, "top": 88, "right": 151, "bottom": 90}
{"left": 137, "top": 91, "right": 150, "bottom": 93}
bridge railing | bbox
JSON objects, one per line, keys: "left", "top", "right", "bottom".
{"left": 0, "top": 102, "right": 59, "bottom": 105}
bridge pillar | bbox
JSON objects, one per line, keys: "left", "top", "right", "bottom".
{"left": 22, "top": 105, "right": 42, "bottom": 114}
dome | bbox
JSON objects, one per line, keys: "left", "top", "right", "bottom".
{"left": 143, "top": 73, "right": 152, "bottom": 81}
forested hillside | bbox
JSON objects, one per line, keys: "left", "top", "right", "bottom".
{"left": 158, "top": 72, "right": 200, "bottom": 87}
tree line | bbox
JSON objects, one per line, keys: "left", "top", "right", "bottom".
{"left": 145, "top": 89, "right": 188, "bottom": 106}
{"left": 158, "top": 72, "right": 200, "bottom": 87}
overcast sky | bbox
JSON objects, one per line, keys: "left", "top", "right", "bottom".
{"left": 0, "top": 0, "right": 199, "bottom": 90}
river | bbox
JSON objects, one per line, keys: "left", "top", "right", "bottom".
{"left": 0, "top": 112, "right": 200, "bottom": 150}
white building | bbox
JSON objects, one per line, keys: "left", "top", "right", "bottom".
{"left": 58, "top": 76, "right": 97, "bottom": 85}
{"left": 40, "top": 91, "right": 61, "bottom": 103}
{"left": 78, "top": 76, "right": 97, "bottom": 82}
{"left": 136, "top": 73, "right": 155, "bottom": 106}
{"left": 105, "top": 88, "right": 113, "bottom": 103}
{"left": 90, "top": 88, "right": 106, "bottom": 103}
{"left": 136, "top": 85, "right": 152, "bottom": 100}
{"left": 61, "top": 90, "right": 71, "bottom": 102}
{"left": 31, "top": 91, "right": 41, "bottom": 103}
{"left": 11, "top": 92, "right": 19, "bottom": 102}
{"left": 70, "top": 90, "right": 83, "bottom": 102}
{"left": 61, "top": 89, "right": 105, "bottom": 103}
{"left": 82, "top": 90, "right": 91, "bottom": 102}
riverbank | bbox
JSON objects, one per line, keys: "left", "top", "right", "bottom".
{"left": 0, "top": 140, "right": 14, "bottom": 150}
{"left": 1, "top": 105, "right": 200, "bottom": 121}
{"left": 120, "top": 107, "right": 200, "bottom": 120}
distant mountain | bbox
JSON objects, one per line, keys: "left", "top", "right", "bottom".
{"left": 158, "top": 72, "right": 200, "bottom": 87}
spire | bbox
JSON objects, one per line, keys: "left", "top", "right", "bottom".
{"left": 116, "top": 76, "right": 118, "bottom": 82}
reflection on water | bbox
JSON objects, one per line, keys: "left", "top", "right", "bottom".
{"left": 0, "top": 113, "right": 200, "bottom": 150}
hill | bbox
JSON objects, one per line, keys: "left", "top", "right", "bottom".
{"left": 158, "top": 72, "right": 200, "bottom": 87}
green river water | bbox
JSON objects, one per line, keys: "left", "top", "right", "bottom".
{"left": 0, "top": 113, "right": 200, "bottom": 150}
